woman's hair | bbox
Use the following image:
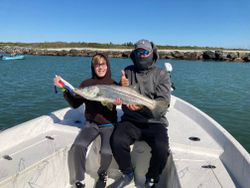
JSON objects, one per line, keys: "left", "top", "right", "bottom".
{"left": 90, "top": 53, "right": 112, "bottom": 80}
{"left": 92, "top": 54, "right": 107, "bottom": 66}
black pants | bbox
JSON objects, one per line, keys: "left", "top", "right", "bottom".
{"left": 111, "top": 121, "right": 169, "bottom": 182}
{"left": 68, "top": 121, "right": 114, "bottom": 182}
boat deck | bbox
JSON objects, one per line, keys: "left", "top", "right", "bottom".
{"left": 0, "top": 96, "right": 249, "bottom": 188}
{"left": 166, "top": 103, "right": 235, "bottom": 187}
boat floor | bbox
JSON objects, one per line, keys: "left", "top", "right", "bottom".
{"left": 0, "top": 97, "right": 244, "bottom": 187}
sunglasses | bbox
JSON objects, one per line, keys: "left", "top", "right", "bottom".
{"left": 135, "top": 49, "right": 151, "bottom": 57}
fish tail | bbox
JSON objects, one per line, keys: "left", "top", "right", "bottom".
{"left": 152, "top": 100, "right": 169, "bottom": 118}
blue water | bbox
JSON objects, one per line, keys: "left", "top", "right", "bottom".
{"left": 0, "top": 56, "right": 249, "bottom": 153}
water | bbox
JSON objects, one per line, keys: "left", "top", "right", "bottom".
{"left": 0, "top": 56, "right": 249, "bottom": 153}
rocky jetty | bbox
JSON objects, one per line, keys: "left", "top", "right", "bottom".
{"left": 1, "top": 46, "right": 250, "bottom": 62}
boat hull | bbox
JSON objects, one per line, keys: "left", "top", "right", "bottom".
{"left": 1, "top": 55, "right": 24, "bottom": 60}
{"left": 0, "top": 96, "right": 249, "bottom": 188}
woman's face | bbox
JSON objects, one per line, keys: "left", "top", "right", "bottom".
{"left": 94, "top": 59, "right": 107, "bottom": 78}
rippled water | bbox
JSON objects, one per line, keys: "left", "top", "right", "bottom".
{"left": 0, "top": 56, "right": 249, "bottom": 153}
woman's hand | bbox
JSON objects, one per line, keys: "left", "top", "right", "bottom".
{"left": 127, "top": 104, "right": 143, "bottom": 111}
{"left": 114, "top": 98, "right": 122, "bottom": 105}
{"left": 53, "top": 75, "right": 64, "bottom": 88}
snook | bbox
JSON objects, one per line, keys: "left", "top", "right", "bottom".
{"left": 74, "top": 85, "right": 169, "bottom": 117}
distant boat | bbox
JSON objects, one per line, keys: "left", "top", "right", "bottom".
{"left": 1, "top": 55, "right": 25, "bottom": 60}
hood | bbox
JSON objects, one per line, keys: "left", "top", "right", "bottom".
{"left": 130, "top": 40, "right": 159, "bottom": 72}
{"left": 90, "top": 53, "right": 113, "bottom": 84}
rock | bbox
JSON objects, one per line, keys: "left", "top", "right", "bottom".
{"left": 0, "top": 46, "right": 249, "bottom": 62}
{"left": 242, "top": 53, "right": 250, "bottom": 62}
{"left": 183, "top": 52, "right": 203, "bottom": 60}
{"left": 233, "top": 58, "right": 244, "bottom": 62}
{"left": 203, "top": 51, "right": 216, "bottom": 60}
{"left": 215, "top": 51, "right": 227, "bottom": 60}
{"left": 57, "top": 50, "right": 68, "bottom": 56}
{"left": 121, "top": 51, "right": 130, "bottom": 58}
{"left": 171, "top": 51, "right": 184, "bottom": 59}
{"left": 159, "top": 52, "right": 173, "bottom": 59}
{"left": 226, "top": 52, "right": 238, "bottom": 60}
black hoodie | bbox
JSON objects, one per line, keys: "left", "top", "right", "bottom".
{"left": 64, "top": 53, "right": 117, "bottom": 124}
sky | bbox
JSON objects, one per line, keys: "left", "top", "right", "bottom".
{"left": 0, "top": 0, "right": 250, "bottom": 49}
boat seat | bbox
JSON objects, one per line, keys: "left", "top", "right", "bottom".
{"left": 83, "top": 139, "right": 156, "bottom": 188}
{"left": 0, "top": 129, "right": 77, "bottom": 187}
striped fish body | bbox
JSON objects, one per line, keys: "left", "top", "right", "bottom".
{"left": 74, "top": 85, "right": 156, "bottom": 110}
{"left": 74, "top": 85, "right": 168, "bottom": 116}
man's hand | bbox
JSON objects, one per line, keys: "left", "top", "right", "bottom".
{"left": 120, "top": 70, "right": 129, "bottom": 87}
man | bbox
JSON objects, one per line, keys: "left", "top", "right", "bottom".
{"left": 109, "top": 39, "right": 171, "bottom": 188}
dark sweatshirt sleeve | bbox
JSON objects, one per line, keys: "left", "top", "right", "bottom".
{"left": 155, "top": 69, "right": 171, "bottom": 105}
{"left": 63, "top": 81, "right": 87, "bottom": 109}
{"left": 63, "top": 90, "right": 85, "bottom": 108}
{"left": 140, "top": 69, "right": 171, "bottom": 119}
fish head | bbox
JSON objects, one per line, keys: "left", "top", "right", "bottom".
{"left": 82, "top": 86, "right": 100, "bottom": 98}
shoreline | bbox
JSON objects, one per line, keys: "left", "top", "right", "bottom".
{"left": 42, "top": 47, "right": 250, "bottom": 53}
{"left": 1, "top": 46, "right": 250, "bottom": 62}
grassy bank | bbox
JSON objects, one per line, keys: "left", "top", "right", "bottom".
{"left": 0, "top": 42, "right": 249, "bottom": 51}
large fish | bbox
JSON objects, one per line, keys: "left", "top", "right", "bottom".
{"left": 74, "top": 85, "right": 169, "bottom": 117}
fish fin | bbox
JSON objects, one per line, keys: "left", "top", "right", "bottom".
{"left": 101, "top": 101, "right": 114, "bottom": 111}
{"left": 152, "top": 100, "right": 169, "bottom": 118}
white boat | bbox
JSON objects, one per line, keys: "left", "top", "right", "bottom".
{"left": 1, "top": 55, "right": 25, "bottom": 61}
{"left": 0, "top": 94, "right": 249, "bottom": 188}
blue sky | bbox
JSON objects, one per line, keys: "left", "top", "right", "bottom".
{"left": 0, "top": 0, "right": 250, "bottom": 49}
